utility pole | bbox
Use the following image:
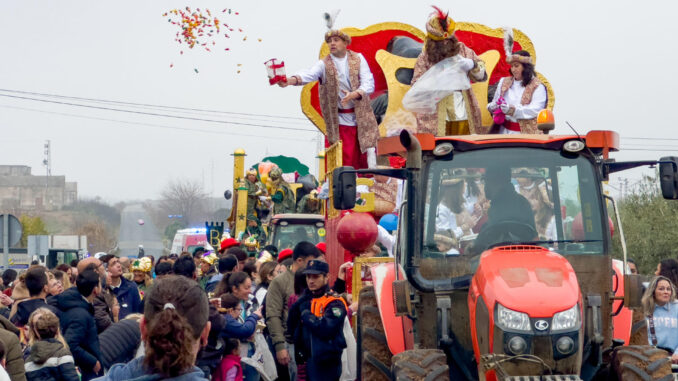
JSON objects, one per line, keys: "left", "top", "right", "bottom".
{"left": 42, "top": 140, "right": 51, "bottom": 209}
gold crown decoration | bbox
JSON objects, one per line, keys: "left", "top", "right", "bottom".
{"left": 132, "top": 257, "right": 152, "bottom": 273}
{"left": 426, "top": 6, "right": 456, "bottom": 41}
{"left": 244, "top": 236, "right": 259, "bottom": 249}
{"left": 201, "top": 252, "right": 218, "bottom": 265}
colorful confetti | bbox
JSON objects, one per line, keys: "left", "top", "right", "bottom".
{"left": 164, "top": 7, "right": 262, "bottom": 72}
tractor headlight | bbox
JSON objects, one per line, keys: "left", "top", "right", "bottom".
{"left": 551, "top": 305, "right": 580, "bottom": 333}
{"left": 563, "top": 140, "right": 585, "bottom": 153}
{"left": 496, "top": 304, "right": 531, "bottom": 332}
{"left": 507, "top": 336, "right": 528, "bottom": 355}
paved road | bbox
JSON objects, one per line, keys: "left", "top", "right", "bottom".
{"left": 118, "top": 203, "right": 164, "bottom": 258}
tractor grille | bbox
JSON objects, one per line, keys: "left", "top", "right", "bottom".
{"left": 504, "top": 376, "right": 582, "bottom": 381}
{"left": 495, "top": 245, "right": 546, "bottom": 252}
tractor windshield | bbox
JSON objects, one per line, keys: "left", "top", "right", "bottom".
{"left": 414, "top": 147, "right": 606, "bottom": 287}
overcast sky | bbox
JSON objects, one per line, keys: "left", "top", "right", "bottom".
{"left": 1, "top": 0, "right": 676, "bottom": 202}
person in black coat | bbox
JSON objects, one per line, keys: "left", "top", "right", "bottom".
{"left": 107, "top": 257, "right": 142, "bottom": 320}
{"left": 11, "top": 267, "right": 59, "bottom": 327}
{"left": 472, "top": 166, "right": 536, "bottom": 254}
{"left": 97, "top": 315, "right": 141, "bottom": 370}
{"left": 288, "top": 260, "right": 347, "bottom": 381}
{"left": 55, "top": 269, "right": 103, "bottom": 381}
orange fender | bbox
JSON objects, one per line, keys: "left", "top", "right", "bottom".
{"left": 611, "top": 259, "right": 632, "bottom": 344}
{"left": 370, "top": 262, "right": 414, "bottom": 355}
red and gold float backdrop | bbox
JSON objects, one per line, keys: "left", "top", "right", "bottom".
{"left": 300, "top": 21, "right": 555, "bottom": 135}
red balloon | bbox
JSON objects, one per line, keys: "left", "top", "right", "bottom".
{"left": 336, "top": 212, "right": 378, "bottom": 254}
{"left": 572, "top": 213, "right": 614, "bottom": 239}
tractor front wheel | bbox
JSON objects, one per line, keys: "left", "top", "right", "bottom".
{"left": 357, "top": 286, "right": 392, "bottom": 380}
{"left": 611, "top": 345, "right": 673, "bottom": 381}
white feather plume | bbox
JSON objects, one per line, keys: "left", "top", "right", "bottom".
{"left": 503, "top": 27, "right": 514, "bottom": 57}
{"left": 323, "top": 9, "right": 341, "bottom": 30}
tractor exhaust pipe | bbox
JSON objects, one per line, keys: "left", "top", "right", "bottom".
{"left": 399, "top": 130, "right": 422, "bottom": 170}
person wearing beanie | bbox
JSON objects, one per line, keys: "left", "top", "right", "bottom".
{"left": 278, "top": 12, "right": 379, "bottom": 170}
{"left": 411, "top": 6, "right": 487, "bottom": 136}
{"left": 277, "top": 249, "right": 294, "bottom": 263}
{"left": 219, "top": 238, "right": 240, "bottom": 255}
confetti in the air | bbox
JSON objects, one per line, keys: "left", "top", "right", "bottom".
{"left": 164, "top": 7, "right": 262, "bottom": 72}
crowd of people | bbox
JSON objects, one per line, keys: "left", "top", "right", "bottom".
{"left": 0, "top": 238, "right": 356, "bottom": 381}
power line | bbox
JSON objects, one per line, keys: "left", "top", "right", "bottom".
{"left": 619, "top": 148, "right": 678, "bottom": 152}
{"left": 0, "top": 104, "right": 316, "bottom": 142}
{"left": 0, "top": 93, "right": 317, "bottom": 132}
{"left": 623, "top": 137, "right": 678, "bottom": 141}
{"left": 0, "top": 88, "right": 308, "bottom": 121}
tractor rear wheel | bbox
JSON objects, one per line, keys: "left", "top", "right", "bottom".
{"left": 612, "top": 345, "right": 673, "bottom": 381}
{"left": 391, "top": 349, "right": 449, "bottom": 381}
{"left": 357, "top": 286, "right": 392, "bottom": 381}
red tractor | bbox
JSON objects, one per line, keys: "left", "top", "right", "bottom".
{"left": 332, "top": 130, "right": 678, "bottom": 380}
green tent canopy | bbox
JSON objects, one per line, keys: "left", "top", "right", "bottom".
{"left": 260, "top": 155, "right": 310, "bottom": 176}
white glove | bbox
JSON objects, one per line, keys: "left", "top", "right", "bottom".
{"left": 366, "top": 147, "right": 377, "bottom": 169}
{"left": 487, "top": 102, "right": 499, "bottom": 112}
{"left": 460, "top": 57, "right": 475, "bottom": 72}
{"left": 500, "top": 103, "right": 511, "bottom": 114}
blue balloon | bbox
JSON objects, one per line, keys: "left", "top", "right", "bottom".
{"left": 379, "top": 213, "right": 398, "bottom": 231}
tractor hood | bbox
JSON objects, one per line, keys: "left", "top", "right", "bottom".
{"left": 472, "top": 246, "right": 580, "bottom": 317}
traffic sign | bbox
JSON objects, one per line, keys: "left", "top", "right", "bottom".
{"left": 0, "top": 214, "right": 22, "bottom": 248}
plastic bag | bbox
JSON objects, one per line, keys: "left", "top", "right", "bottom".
{"left": 340, "top": 317, "right": 357, "bottom": 381}
{"left": 240, "top": 332, "right": 278, "bottom": 381}
{"left": 402, "top": 55, "right": 471, "bottom": 114}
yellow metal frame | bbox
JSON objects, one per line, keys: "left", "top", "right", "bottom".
{"left": 351, "top": 256, "right": 395, "bottom": 304}
{"left": 326, "top": 141, "right": 343, "bottom": 218}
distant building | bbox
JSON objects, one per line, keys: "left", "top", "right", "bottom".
{"left": 0, "top": 165, "right": 77, "bottom": 211}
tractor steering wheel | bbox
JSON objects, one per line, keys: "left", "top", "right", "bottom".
{"left": 470, "top": 220, "right": 539, "bottom": 254}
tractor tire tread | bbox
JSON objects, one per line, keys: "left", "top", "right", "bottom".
{"left": 358, "top": 286, "right": 392, "bottom": 381}
{"left": 612, "top": 345, "right": 673, "bottom": 381}
{"left": 392, "top": 349, "right": 449, "bottom": 381}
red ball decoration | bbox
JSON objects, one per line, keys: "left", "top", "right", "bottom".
{"left": 336, "top": 212, "right": 378, "bottom": 254}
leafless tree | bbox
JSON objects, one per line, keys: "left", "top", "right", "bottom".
{"left": 159, "top": 179, "right": 208, "bottom": 225}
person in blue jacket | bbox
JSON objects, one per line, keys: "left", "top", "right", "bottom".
{"left": 643, "top": 275, "right": 678, "bottom": 363}
{"left": 219, "top": 293, "right": 262, "bottom": 340}
{"left": 107, "top": 257, "right": 142, "bottom": 320}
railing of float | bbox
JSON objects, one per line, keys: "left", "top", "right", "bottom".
{"left": 351, "top": 256, "right": 395, "bottom": 327}
{"left": 326, "top": 141, "right": 342, "bottom": 219}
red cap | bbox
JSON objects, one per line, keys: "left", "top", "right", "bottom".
{"left": 278, "top": 248, "right": 293, "bottom": 262}
{"left": 219, "top": 238, "right": 240, "bottom": 252}
{"left": 315, "top": 242, "right": 326, "bottom": 254}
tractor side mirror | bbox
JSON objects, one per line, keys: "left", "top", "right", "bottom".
{"left": 659, "top": 156, "right": 678, "bottom": 199}
{"left": 332, "top": 166, "right": 357, "bottom": 210}
{"left": 623, "top": 274, "right": 643, "bottom": 309}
